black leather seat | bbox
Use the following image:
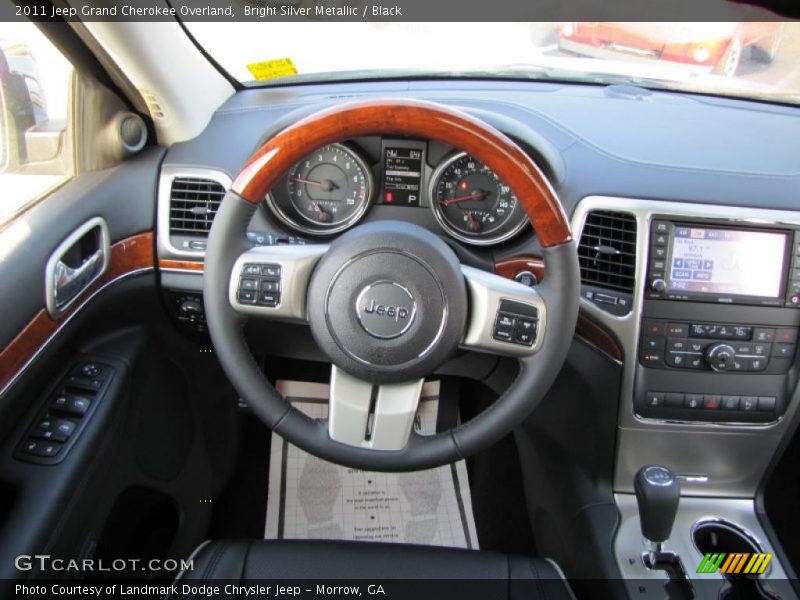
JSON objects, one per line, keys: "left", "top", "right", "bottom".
{"left": 176, "top": 540, "right": 574, "bottom": 599}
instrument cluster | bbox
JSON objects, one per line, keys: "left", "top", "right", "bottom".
{"left": 263, "top": 138, "right": 534, "bottom": 246}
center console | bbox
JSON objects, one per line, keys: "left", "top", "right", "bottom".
{"left": 571, "top": 198, "right": 800, "bottom": 594}
{"left": 636, "top": 217, "right": 800, "bottom": 425}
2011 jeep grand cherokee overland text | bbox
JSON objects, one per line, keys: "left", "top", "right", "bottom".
{"left": 0, "top": 6, "right": 800, "bottom": 600}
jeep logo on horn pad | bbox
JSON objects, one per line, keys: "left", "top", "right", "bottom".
{"left": 355, "top": 281, "right": 417, "bottom": 339}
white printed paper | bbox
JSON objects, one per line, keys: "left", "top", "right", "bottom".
{"left": 265, "top": 380, "right": 478, "bottom": 549}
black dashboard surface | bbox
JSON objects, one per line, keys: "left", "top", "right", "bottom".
{"left": 165, "top": 79, "right": 800, "bottom": 221}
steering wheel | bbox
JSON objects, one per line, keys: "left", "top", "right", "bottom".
{"left": 203, "top": 99, "right": 579, "bottom": 471}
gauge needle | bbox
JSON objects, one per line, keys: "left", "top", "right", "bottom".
{"left": 441, "top": 190, "right": 487, "bottom": 206}
{"left": 292, "top": 177, "right": 339, "bottom": 192}
{"left": 312, "top": 202, "right": 333, "bottom": 223}
{"left": 465, "top": 211, "right": 481, "bottom": 232}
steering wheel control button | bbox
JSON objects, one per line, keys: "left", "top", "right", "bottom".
{"left": 237, "top": 263, "right": 283, "bottom": 308}
{"left": 493, "top": 313, "right": 516, "bottom": 342}
{"left": 492, "top": 299, "right": 539, "bottom": 347}
{"left": 237, "top": 289, "right": 257, "bottom": 304}
{"left": 514, "top": 319, "right": 537, "bottom": 346}
{"left": 258, "top": 293, "right": 280, "bottom": 307}
{"left": 258, "top": 278, "right": 281, "bottom": 307}
{"left": 261, "top": 280, "right": 279, "bottom": 293}
{"left": 355, "top": 281, "right": 417, "bottom": 339}
{"left": 261, "top": 264, "right": 281, "bottom": 278}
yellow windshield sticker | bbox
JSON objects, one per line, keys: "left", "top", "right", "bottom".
{"left": 246, "top": 58, "right": 298, "bottom": 81}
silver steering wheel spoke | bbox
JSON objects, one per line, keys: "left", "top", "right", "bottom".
{"left": 328, "top": 365, "right": 425, "bottom": 451}
{"left": 228, "top": 244, "right": 329, "bottom": 322}
{"left": 460, "top": 265, "right": 546, "bottom": 358}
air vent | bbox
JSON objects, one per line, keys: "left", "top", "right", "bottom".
{"left": 578, "top": 210, "right": 637, "bottom": 293}
{"left": 168, "top": 177, "right": 226, "bottom": 236}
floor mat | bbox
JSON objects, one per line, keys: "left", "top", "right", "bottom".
{"left": 265, "top": 380, "right": 479, "bottom": 549}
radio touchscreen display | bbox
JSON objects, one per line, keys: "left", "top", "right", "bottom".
{"left": 667, "top": 226, "right": 788, "bottom": 299}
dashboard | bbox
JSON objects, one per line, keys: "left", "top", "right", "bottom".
{"left": 156, "top": 80, "right": 800, "bottom": 501}
{"left": 149, "top": 80, "right": 800, "bottom": 588}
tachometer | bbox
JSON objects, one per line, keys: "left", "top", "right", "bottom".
{"left": 429, "top": 152, "right": 528, "bottom": 245}
{"left": 265, "top": 143, "right": 373, "bottom": 235}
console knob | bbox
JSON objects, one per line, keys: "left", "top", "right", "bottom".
{"left": 650, "top": 278, "right": 667, "bottom": 293}
{"left": 179, "top": 299, "right": 203, "bottom": 322}
{"left": 705, "top": 343, "right": 736, "bottom": 372}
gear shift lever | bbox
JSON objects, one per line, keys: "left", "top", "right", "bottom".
{"left": 634, "top": 465, "right": 680, "bottom": 556}
{"left": 634, "top": 466, "right": 694, "bottom": 599}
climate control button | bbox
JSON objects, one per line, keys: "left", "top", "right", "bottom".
{"left": 705, "top": 343, "right": 736, "bottom": 372}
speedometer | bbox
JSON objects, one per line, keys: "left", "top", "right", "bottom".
{"left": 429, "top": 152, "right": 528, "bottom": 245}
{"left": 265, "top": 143, "right": 373, "bottom": 235}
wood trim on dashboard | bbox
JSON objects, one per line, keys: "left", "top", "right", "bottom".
{"left": 0, "top": 231, "right": 154, "bottom": 395}
{"left": 495, "top": 254, "right": 623, "bottom": 362}
{"left": 159, "top": 258, "right": 204, "bottom": 272}
{"left": 231, "top": 99, "right": 572, "bottom": 248}
{"left": 576, "top": 312, "right": 624, "bottom": 363}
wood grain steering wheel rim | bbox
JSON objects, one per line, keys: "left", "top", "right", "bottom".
{"left": 231, "top": 98, "right": 572, "bottom": 248}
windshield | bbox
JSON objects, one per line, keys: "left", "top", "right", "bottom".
{"left": 186, "top": 22, "right": 800, "bottom": 104}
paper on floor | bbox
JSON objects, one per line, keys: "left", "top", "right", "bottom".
{"left": 265, "top": 379, "right": 478, "bottom": 549}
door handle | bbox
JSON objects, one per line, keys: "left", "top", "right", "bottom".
{"left": 53, "top": 248, "right": 104, "bottom": 307}
{"left": 45, "top": 217, "right": 110, "bottom": 317}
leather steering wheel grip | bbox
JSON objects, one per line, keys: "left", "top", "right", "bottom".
{"left": 203, "top": 99, "right": 580, "bottom": 471}
{"left": 231, "top": 98, "right": 572, "bottom": 248}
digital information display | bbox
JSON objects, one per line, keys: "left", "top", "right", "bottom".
{"left": 381, "top": 146, "right": 423, "bottom": 206}
{"left": 667, "top": 226, "right": 787, "bottom": 298}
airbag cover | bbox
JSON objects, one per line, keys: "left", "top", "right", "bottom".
{"left": 307, "top": 221, "right": 467, "bottom": 383}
